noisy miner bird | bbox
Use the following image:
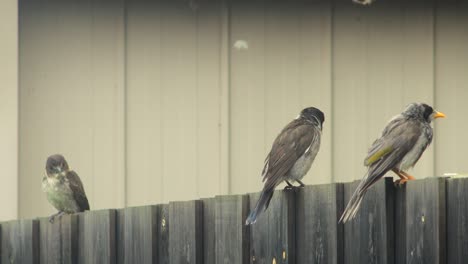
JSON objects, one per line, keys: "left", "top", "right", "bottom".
{"left": 42, "top": 154, "right": 90, "bottom": 223}
{"left": 339, "top": 103, "right": 445, "bottom": 223}
{"left": 245, "top": 107, "right": 325, "bottom": 225}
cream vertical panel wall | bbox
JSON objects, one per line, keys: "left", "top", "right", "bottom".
{"left": 17, "top": 0, "right": 468, "bottom": 217}
{"left": 435, "top": 0, "right": 468, "bottom": 176}
{"left": 229, "top": 0, "right": 332, "bottom": 194}
{"left": 125, "top": 0, "right": 165, "bottom": 206}
{"left": 0, "top": 0, "right": 18, "bottom": 220}
{"left": 126, "top": 0, "right": 225, "bottom": 205}
{"left": 19, "top": 0, "right": 126, "bottom": 218}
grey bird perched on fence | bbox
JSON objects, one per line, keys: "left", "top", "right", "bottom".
{"left": 42, "top": 154, "right": 90, "bottom": 223}
{"left": 245, "top": 107, "right": 325, "bottom": 225}
{"left": 339, "top": 103, "right": 445, "bottom": 223}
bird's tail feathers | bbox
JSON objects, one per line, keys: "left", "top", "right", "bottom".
{"left": 339, "top": 188, "right": 365, "bottom": 223}
{"left": 245, "top": 188, "right": 274, "bottom": 225}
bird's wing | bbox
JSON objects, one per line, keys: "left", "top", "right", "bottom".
{"left": 364, "top": 115, "right": 401, "bottom": 166}
{"left": 66, "top": 171, "right": 90, "bottom": 211}
{"left": 262, "top": 120, "right": 318, "bottom": 190}
{"left": 359, "top": 118, "right": 422, "bottom": 192}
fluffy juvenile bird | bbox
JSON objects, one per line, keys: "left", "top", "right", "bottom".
{"left": 245, "top": 107, "right": 325, "bottom": 225}
{"left": 339, "top": 103, "right": 445, "bottom": 223}
{"left": 42, "top": 154, "right": 90, "bottom": 223}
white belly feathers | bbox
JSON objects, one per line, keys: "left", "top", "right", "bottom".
{"left": 399, "top": 132, "right": 430, "bottom": 170}
{"left": 289, "top": 138, "right": 320, "bottom": 181}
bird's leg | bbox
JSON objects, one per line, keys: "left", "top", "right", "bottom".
{"left": 392, "top": 168, "right": 407, "bottom": 180}
{"left": 49, "top": 211, "right": 65, "bottom": 223}
{"left": 400, "top": 171, "right": 416, "bottom": 180}
{"left": 392, "top": 168, "right": 409, "bottom": 185}
{"left": 284, "top": 180, "right": 294, "bottom": 190}
{"left": 296, "top": 179, "right": 306, "bottom": 188}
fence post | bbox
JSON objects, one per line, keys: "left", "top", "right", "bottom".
{"left": 1, "top": 219, "right": 39, "bottom": 264}
{"left": 116, "top": 205, "right": 158, "bottom": 264}
{"left": 447, "top": 177, "right": 468, "bottom": 264}
{"left": 343, "top": 177, "right": 394, "bottom": 264}
{"left": 168, "top": 200, "right": 203, "bottom": 264}
{"left": 215, "top": 194, "right": 249, "bottom": 263}
{"left": 296, "top": 183, "right": 344, "bottom": 264}
{"left": 77, "top": 209, "right": 116, "bottom": 264}
{"left": 157, "top": 204, "right": 170, "bottom": 264}
{"left": 248, "top": 189, "right": 295, "bottom": 264}
{"left": 39, "top": 214, "right": 78, "bottom": 264}
{"left": 401, "top": 177, "right": 446, "bottom": 263}
{"left": 203, "top": 198, "right": 216, "bottom": 264}
{"left": 395, "top": 182, "right": 407, "bottom": 264}
{"left": 405, "top": 177, "right": 446, "bottom": 264}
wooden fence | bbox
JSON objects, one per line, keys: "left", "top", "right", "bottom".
{"left": 1, "top": 177, "right": 467, "bottom": 263}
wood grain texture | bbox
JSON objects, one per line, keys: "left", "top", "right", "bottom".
{"left": 405, "top": 178, "right": 446, "bottom": 264}
{"left": 343, "top": 177, "right": 394, "bottom": 264}
{"left": 39, "top": 217, "right": 61, "bottom": 264}
{"left": 249, "top": 189, "right": 295, "bottom": 264}
{"left": 203, "top": 198, "right": 216, "bottom": 264}
{"left": 39, "top": 214, "right": 78, "bottom": 264}
{"left": 168, "top": 200, "right": 203, "bottom": 264}
{"left": 447, "top": 177, "right": 468, "bottom": 264}
{"left": 157, "top": 204, "right": 170, "bottom": 264}
{"left": 395, "top": 183, "right": 407, "bottom": 264}
{"left": 296, "top": 183, "right": 343, "bottom": 264}
{"left": 215, "top": 195, "right": 249, "bottom": 264}
{"left": 77, "top": 210, "right": 116, "bottom": 264}
{"left": 1, "top": 219, "right": 39, "bottom": 264}
{"left": 116, "top": 206, "right": 158, "bottom": 264}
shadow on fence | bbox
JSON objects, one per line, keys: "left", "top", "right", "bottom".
{"left": 1, "top": 177, "right": 467, "bottom": 263}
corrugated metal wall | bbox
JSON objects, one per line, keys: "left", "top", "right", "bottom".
{"left": 19, "top": 0, "right": 468, "bottom": 218}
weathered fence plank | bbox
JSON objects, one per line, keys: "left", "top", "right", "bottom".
{"left": 39, "top": 214, "right": 78, "bottom": 264}
{"left": 405, "top": 177, "right": 446, "bottom": 263}
{"left": 203, "top": 198, "right": 216, "bottom": 264}
{"left": 296, "top": 183, "right": 344, "bottom": 264}
{"left": 2, "top": 177, "right": 464, "bottom": 263}
{"left": 78, "top": 210, "right": 116, "bottom": 264}
{"left": 1, "top": 219, "right": 39, "bottom": 264}
{"left": 215, "top": 195, "right": 249, "bottom": 264}
{"left": 39, "top": 217, "right": 60, "bottom": 264}
{"left": 168, "top": 200, "right": 203, "bottom": 264}
{"left": 395, "top": 183, "right": 407, "bottom": 264}
{"left": 343, "top": 177, "right": 394, "bottom": 264}
{"left": 157, "top": 204, "right": 170, "bottom": 264}
{"left": 116, "top": 206, "right": 158, "bottom": 264}
{"left": 447, "top": 177, "right": 468, "bottom": 264}
{"left": 405, "top": 177, "right": 446, "bottom": 264}
{"left": 249, "top": 189, "right": 295, "bottom": 264}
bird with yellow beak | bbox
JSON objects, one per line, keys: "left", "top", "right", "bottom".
{"left": 340, "top": 103, "right": 445, "bottom": 223}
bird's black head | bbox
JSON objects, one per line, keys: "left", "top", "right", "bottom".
{"left": 299, "top": 107, "right": 325, "bottom": 127}
{"left": 403, "top": 103, "right": 446, "bottom": 123}
{"left": 421, "top": 104, "right": 434, "bottom": 121}
{"left": 46, "top": 154, "right": 70, "bottom": 175}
